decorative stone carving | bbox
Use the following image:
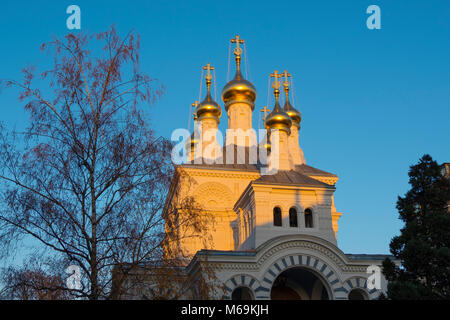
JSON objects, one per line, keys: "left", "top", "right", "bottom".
{"left": 194, "top": 182, "right": 233, "bottom": 209}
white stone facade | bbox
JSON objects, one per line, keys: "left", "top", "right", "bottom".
{"left": 188, "top": 234, "right": 389, "bottom": 300}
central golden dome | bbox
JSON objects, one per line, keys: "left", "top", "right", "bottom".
{"left": 222, "top": 69, "right": 257, "bottom": 111}
{"left": 221, "top": 35, "right": 256, "bottom": 111}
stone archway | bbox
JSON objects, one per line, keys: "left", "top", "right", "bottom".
{"left": 341, "top": 277, "right": 378, "bottom": 300}
{"left": 231, "top": 286, "right": 254, "bottom": 300}
{"left": 270, "top": 267, "right": 330, "bottom": 300}
{"left": 223, "top": 274, "right": 261, "bottom": 300}
{"left": 257, "top": 254, "right": 342, "bottom": 300}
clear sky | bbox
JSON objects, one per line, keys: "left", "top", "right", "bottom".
{"left": 0, "top": 0, "right": 449, "bottom": 255}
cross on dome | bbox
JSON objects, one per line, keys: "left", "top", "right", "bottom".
{"left": 261, "top": 106, "right": 270, "bottom": 120}
{"left": 282, "top": 70, "right": 291, "bottom": 89}
{"left": 221, "top": 34, "right": 257, "bottom": 112}
{"left": 231, "top": 34, "right": 245, "bottom": 57}
{"left": 270, "top": 70, "right": 283, "bottom": 90}
{"left": 203, "top": 63, "right": 214, "bottom": 81}
{"left": 270, "top": 70, "right": 283, "bottom": 102}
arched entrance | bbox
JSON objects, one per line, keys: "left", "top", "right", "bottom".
{"left": 270, "top": 267, "right": 330, "bottom": 300}
{"left": 348, "top": 288, "right": 368, "bottom": 300}
{"left": 231, "top": 286, "right": 254, "bottom": 300}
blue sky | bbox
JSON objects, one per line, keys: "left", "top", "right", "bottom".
{"left": 0, "top": 0, "right": 449, "bottom": 255}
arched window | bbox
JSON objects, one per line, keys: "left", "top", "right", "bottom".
{"left": 289, "top": 207, "right": 298, "bottom": 227}
{"left": 273, "top": 207, "right": 282, "bottom": 226}
{"left": 231, "top": 286, "right": 254, "bottom": 300}
{"left": 348, "top": 288, "right": 368, "bottom": 300}
{"left": 304, "top": 208, "right": 313, "bottom": 228}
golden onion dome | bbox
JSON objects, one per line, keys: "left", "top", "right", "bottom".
{"left": 222, "top": 35, "right": 256, "bottom": 111}
{"left": 195, "top": 90, "right": 221, "bottom": 122}
{"left": 280, "top": 70, "right": 301, "bottom": 127}
{"left": 221, "top": 69, "right": 257, "bottom": 111}
{"left": 279, "top": 70, "right": 301, "bottom": 127}
{"left": 195, "top": 63, "right": 221, "bottom": 123}
{"left": 265, "top": 71, "right": 292, "bottom": 134}
{"left": 284, "top": 99, "right": 301, "bottom": 127}
{"left": 265, "top": 100, "right": 292, "bottom": 135}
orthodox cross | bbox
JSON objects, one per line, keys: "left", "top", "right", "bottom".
{"left": 231, "top": 34, "right": 245, "bottom": 56}
{"left": 260, "top": 106, "right": 270, "bottom": 121}
{"left": 282, "top": 70, "right": 292, "bottom": 103}
{"left": 270, "top": 70, "right": 283, "bottom": 90}
{"left": 203, "top": 63, "right": 214, "bottom": 81}
{"left": 282, "top": 70, "right": 291, "bottom": 89}
{"left": 270, "top": 70, "right": 283, "bottom": 104}
{"left": 203, "top": 63, "right": 214, "bottom": 90}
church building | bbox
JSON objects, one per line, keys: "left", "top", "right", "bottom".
{"left": 160, "top": 35, "right": 392, "bottom": 300}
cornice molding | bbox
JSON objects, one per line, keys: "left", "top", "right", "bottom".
{"left": 309, "top": 176, "right": 339, "bottom": 186}
{"left": 181, "top": 168, "right": 260, "bottom": 180}
{"left": 200, "top": 238, "right": 370, "bottom": 274}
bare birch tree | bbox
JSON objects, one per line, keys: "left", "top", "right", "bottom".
{"left": 0, "top": 27, "right": 218, "bottom": 300}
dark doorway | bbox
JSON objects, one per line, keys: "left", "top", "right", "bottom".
{"left": 231, "top": 286, "right": 254, "bottom": 300}
{"left": 348, "top": 288, "right": 367, "bottom": 300}
{"left": 270, "top": 267, "right": 329, "bottom": 300}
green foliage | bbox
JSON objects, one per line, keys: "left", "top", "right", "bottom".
{"left": 382, "top": 155, "right": 450, "bottom": 299}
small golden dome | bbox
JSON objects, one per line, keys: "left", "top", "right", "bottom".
{"left": 195, "top": 63, "right": 221, "bottom": 123}
{"left": 284, "top": 100, "right": 301, "bottom": 127}
{"left": 280, "top": 70, "right": 301, "bottom": 127}
{"left": 265, "top": 101, "right": 292, "bottom": 135}
{"left": 195, "top": 91, "right": 221, "bottom": 122}
{"left": 222, "top": 70, "right": 257, "bottom": 111}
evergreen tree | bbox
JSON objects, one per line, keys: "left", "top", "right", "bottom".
{"left": 382, "top": 154, "right": 450, "bottom": 299}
